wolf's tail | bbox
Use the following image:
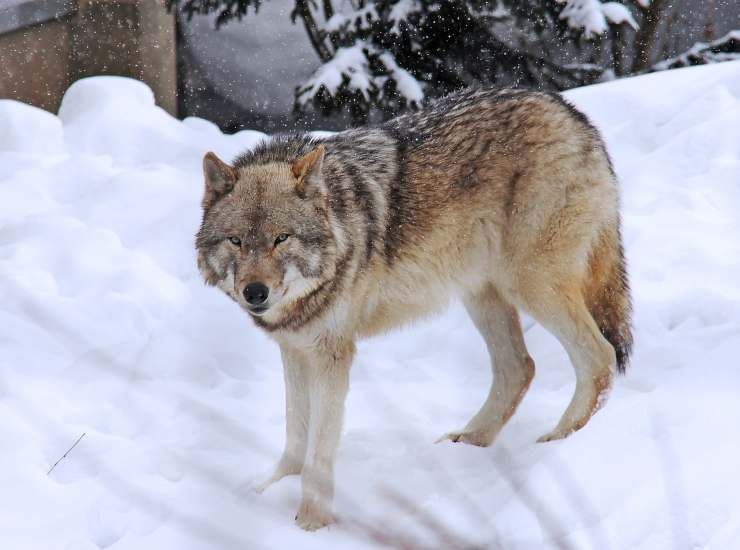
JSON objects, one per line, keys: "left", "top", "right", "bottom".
{"left": 583, "top": 225, "right": 633, "bottom": 373}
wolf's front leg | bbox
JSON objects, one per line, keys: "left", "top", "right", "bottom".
{"left": 256, "top": 346, "right": 310, "bottom": 493}
{"left": 295, "top": 340, "right": 354, "bottom": 531}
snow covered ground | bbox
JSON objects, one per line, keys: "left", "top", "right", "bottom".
{"left": 1, "top": 62, "right": 739, "bottom": 549}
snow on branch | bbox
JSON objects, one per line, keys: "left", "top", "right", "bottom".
{"left": 297, "top": 40, "right": 425, "bottom": 112}
{"left": 389, "top": 0, "right": 421, "bottom": 33}
{"left": 321, "top": 2, "right": 379, "bottom": 33}
{"left": 350, "top": 2, "right": 380, "bottom": 31}
{"left": 298, "top": 42, "right": 375, "bottom": 104}
{"left": 652, "top": 31, "right": 740, "bottom": 72}
{"left": 325, "top": 13, "right": 348, "bottom": 32}
{"left": 557, "top": 0, "right": 637, "bottom": 38}
{"left": 378, "top": 52, "right": 424, "bottom": 105}
{"left": 600, "top": 2, "right": 638, "bottom": 29}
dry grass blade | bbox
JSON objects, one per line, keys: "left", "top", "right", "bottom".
{"left": 47, "top": 432, "right": 86, "bottom": 476}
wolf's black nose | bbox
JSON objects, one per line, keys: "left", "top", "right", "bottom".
{"left": 244, "top": 282, "right": 269, "bottom": 306}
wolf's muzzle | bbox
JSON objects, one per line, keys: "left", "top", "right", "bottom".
{"left": 244, "top": 281, "right": 269, "bottom": 306}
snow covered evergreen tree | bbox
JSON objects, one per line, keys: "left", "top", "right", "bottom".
{"left": 296, "top": 0, "right": 638, "bottom": 123}
{"left": 169, "top": 1, "right": 735, "bottom": 124}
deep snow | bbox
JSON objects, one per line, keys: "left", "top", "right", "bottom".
{"left": 1, "top": 62, "right": 740, "bottom": 549}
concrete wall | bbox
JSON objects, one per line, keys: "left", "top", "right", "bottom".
{"left": 0, "top": 0, "right": 176, "bottom": 115}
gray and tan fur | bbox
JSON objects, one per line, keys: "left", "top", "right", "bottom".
{"left": 196, "top": 87, "right": 632, "bottom": 530}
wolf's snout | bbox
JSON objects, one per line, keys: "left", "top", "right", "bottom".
{"left": 244, "top": 282, "right": 269, "bottom": 306}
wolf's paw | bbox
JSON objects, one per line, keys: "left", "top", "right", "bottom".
{"left": 536, "top": 428, "right": 573, "bottom": 443}
{"left": 436, "top": 429, "right": 494, "bottom": 447}
{"left": 295, "top": 500, "right": 334, "bottom": 531}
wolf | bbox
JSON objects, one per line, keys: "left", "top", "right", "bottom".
{"left": 195, "top": 87, "right": 632, "bottom": 530}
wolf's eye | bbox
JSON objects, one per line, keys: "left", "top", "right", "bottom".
{"left": 228, "top": 236, "right": 241, "bottom": 246}
{"left": 274, "top": 233, "right": 290, "bottom": 247}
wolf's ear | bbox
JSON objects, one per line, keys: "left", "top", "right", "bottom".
{"left": 203, "top": 152, "right": 237, "bottom": 207}
{"left": 291, "top": 145, "right": 325, "bottom": 199}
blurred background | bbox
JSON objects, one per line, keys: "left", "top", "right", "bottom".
{"left": 1, "top": 0, "right": 738, "bottom": 133}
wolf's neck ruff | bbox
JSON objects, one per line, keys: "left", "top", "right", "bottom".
{"left": 251, "top": 241, "right": 355, "bottom": 332}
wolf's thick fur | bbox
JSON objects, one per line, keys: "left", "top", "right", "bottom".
{"left": 196, "top": 87, "right": 632, "bottom": 530}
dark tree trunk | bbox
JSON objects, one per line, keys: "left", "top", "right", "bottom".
{"left": 631, "top": 0, "right": 667, "bottom": 73}
{"left": 610, "top": 24, "right": 626, "bottom": 77}
{"left": 703, "top": 0, "right": 716, "bottom": 41}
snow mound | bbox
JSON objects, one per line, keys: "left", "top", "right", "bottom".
{"left": 0, "top": 100, "right": 64, "bottom": 155}
{"left": 57, "top": 76, "right": 265, "bottom": 164}
{"left": 2, "top": 62, "right": 740, "bottom": 549}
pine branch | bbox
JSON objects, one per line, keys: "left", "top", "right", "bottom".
{"left": 322, "top": 0, "right": 334, "bottom": 21}
{"left": 295, "top": 0, "right": 333, "bottom": 62}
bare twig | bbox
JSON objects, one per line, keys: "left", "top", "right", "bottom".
{"left": 47, "top": 432, "right": 86, "bottom": 476}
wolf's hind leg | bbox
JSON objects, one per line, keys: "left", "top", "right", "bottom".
{"left": 521, "top": 283, "right": 616, "bottom": 442}
{"left": 438, "top": 284, "right": 534, "bottom": 447}
{"left": 255, "top": 346, "right": 309, "bottom": 493}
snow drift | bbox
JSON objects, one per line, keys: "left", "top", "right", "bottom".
{"left": 1, "top": 62, "right": 740, "bottom": 549}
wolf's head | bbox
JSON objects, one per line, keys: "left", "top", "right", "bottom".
{"left": 195, "top": 141, "right": 338, "bottom": 323}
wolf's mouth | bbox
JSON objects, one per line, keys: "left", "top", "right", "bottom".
{"left": 247, "top": 305, "right": 269, "bottom": 316}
